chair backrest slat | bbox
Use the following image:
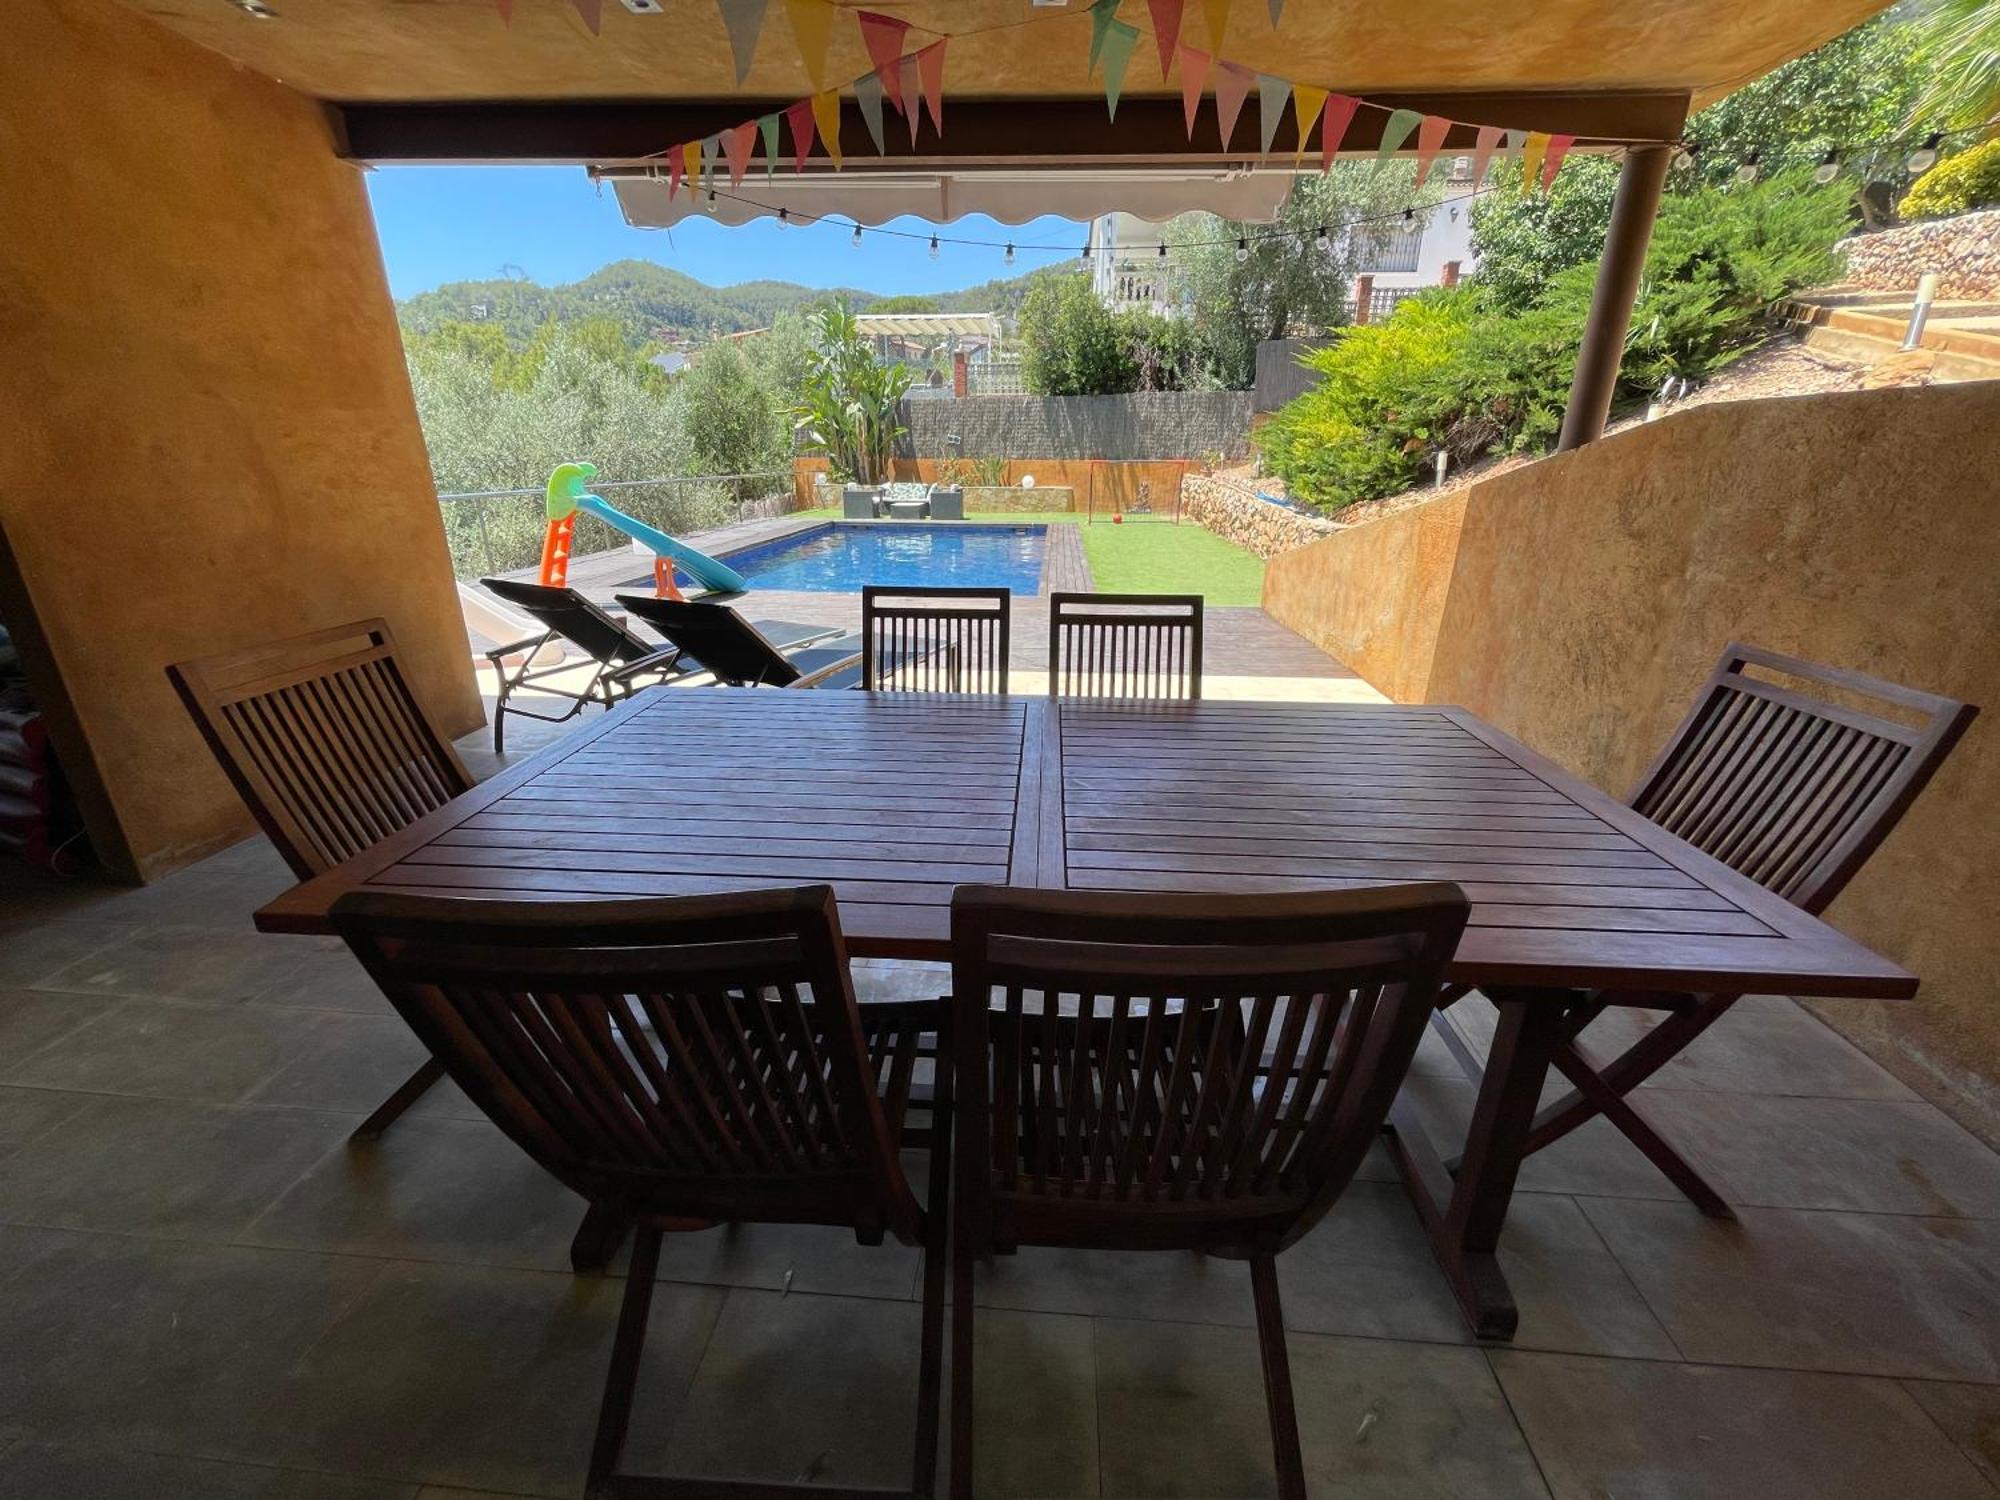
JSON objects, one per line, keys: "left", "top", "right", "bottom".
{"left": 1629, "top": 643, "right": 1976, "bottom": 913}
{"left": 950, "top": 884, "right": 1467, "bottom": 1252}
{"left": 614, "top": 595, "right": 798, "bottom": 686}
{"left": 1048, "top": 592, "right": 1203, "bottom": 701}
{"left": 170, "top": 619, "right": 474, "bottom": 879}
{"left": 481, "top": 578, "right": 661, "bottom": 667}
{"left": 333, "top": 885, "right": 921, "bottom": 1234}
{"left": 861, "top": 586, "right": 1011, "bottom": 694}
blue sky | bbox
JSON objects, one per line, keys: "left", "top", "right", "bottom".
{"left": 365, "top": 165, "right": 1089, "bottom": 300}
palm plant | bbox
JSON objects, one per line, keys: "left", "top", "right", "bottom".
{"left": 1906, "top": 0, "right": 2000, "bottom": 134}
{"left": 795, "top": 302, "right": 912, "bottom": 486}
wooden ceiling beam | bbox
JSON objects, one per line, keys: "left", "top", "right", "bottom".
{"left": 335, "top": 91, "right": 1690, "bottom": 166}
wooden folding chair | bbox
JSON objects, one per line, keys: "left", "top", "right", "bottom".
{"left": 1047, "top": 592, "right": 1203, "bottom": 701}
{"left": 332, "top": 885, "right": 950, "bottom": 1500}
{"left": 1432, "top": 642, "right": 1978, "bottom": 1217}
{"left": 861, "top": 586, "right": 1011, "bottom": 694}
{"left": 168, "top": 618, "right": 474, "bottom": 1140}
{"left": 947, "top": 883, "right": 1469, "bottom": 1500}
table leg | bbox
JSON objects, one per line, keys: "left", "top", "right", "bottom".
{"left": 1385, "top": 989, "right": 1573, "bottom": 1341}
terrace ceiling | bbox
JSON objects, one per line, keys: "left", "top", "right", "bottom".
{"left": 124, "top": 0, "right": 1895, "bottom": 166}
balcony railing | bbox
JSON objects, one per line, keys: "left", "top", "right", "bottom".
{"left": 436, "top": 471, "right": 794, "bottom": 581}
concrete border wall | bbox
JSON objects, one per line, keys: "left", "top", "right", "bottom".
{"left": 1263, "top": 381, "right": 2000, "bottom": 1146}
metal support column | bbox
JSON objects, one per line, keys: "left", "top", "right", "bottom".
{"left": 1556, "top": 143, "right": 1673, "bottom": 452}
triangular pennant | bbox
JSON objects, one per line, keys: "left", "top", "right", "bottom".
{"left": 915, "top": 40, "right": 947, "bottom": 136}
{"left": 682, "top": 140, "right": 703, "bottom": 192}
{"left": 1088, "top": 0, "right": 1122, "bottom": 76}
{"left": 724, "top": 119, "right": 758, "bottom": 185}
{"left": 812, "top": 88, "right": 844, "bottom": 167}
{"left": 900, "top": 55, "right": 923, "bottom": 145}
{"left": 856, "top": 11, "right": 911, "bottom": 114}
{"left": 1470, "top": 123, "right": 1503, "bottom": 183}
{"left": 1146, "top": 0, "right": 1183, "bottom": 79}
{"left": 1319, "top": 92, "right": 1359, "bottom": 171}
{"left": 1256, "top": 72, "right": 1288, "bottom": 154}
{"left": 1291, "top": 84, "right": 1326, "bottom": 162}
{"left": 1177, "top": 45, "right": 1211, "bottom": 139}
{"left": 1541, "top": 132, "right": 1576, "bottom": 191}
{"left": 853, "top": 70, "right": 889, "bottom": 153}
{"left": 1266, "top": 0, "right": 1283, "bottom": 20}
{"left": 700, "top": 135, "right": 722, "bottom": 192}
{"left": 1376, "top": 107, "right": 1421, "bottom": 161}
{"left": 1520, "top": 130, "right": 1550, "bottom": 192}
{"left": 667, "top": 147, "right": 685, "bottom": 200}
{"left": 1101, "top": 19, "right": 1140, "bottom": 119}
{"left": 784, "top": 0, "right": 834, "bottom": 90}
{"left": 759, "top": 113, "right": 782, "bottom": 177}
{"left": 716, "top": 0, "right": 770, "bottom": 85}
{"left": 495, "top": 0, "right": 513, "bottom": 25}
{"left": 1203, "top": 0, "right": 1229, "bottom": 49}
{"left": 1213, "top": 61, "right": 1252, "bottom": 150}
{"left": 570, "top": 0, "right": 602, "bottom": 36}
{"left": 1411, "top": 114, "right": 1452, "bottom": 189}
{"left": 784, "top": 97, "right": 816, "bottom": 171}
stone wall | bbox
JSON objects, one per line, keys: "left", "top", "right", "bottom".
{"left": 1263, "top": 381, "right": 2000, "bottom": 1148}
{"left": 1180, "top": 473, "right": 1339, "bottom": 559}
{"left": 897, "top": 391, "right": 1254, "bottom": 462}
{"left": 1836, "top": 210, "right": 2000, "bottom": 300}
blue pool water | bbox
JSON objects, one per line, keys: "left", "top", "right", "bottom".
{"left": 716, "top": 523, "right": 1047, "bottom": 594}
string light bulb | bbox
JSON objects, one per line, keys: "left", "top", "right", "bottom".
{"left": 851, "top": 223, "right": 863, "bottom": 247}
{"left": 704, "top": 189, "right": 718, "bottom": 213}
{"left": 777, "top": 207, "right": 789, "bottom": 225}
{"left": 1235, "top": 237, "right": 1249, "bottom": 263}
{"left": 1080, "top": 243, "right": 1090, "bottom": 260}
{"left": 929, "top": 234, "right": 940, "bottom": 260}
{"left": 1813, "top": 148, "right": 1840, "bottom": 185}
{"left": 1674, "top": 142, "right": 1697, "bottom": 172}
{"left": 1735, "top": 150, "right": 1760, "bottom": 184}
{"left": 1004, "top": 243, "right": 1015, "bottom": 266}
{"left": 1315, "top": 225, "right": 1332, "bottom": 256}
{"left": 1157, "top": 242, "right": 1168, "bottom": 258}
{"left": 1907, "top": 132, "right": 1943, "bottom": 174}
{"left": 1401, "top": 207, "right": 1419, "bottom": 236}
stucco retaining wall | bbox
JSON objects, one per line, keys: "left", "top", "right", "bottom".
{"left": 1180, "top": 474, "right": 1340, "bottom": 560}
{"left": 1836, "top": 210, "right": 2000, "bottom": 300}
{"left": 1263, "top": 381, "right": 2000, "bottom": 1146}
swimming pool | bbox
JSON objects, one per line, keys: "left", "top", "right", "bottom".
{"left": 713, "top": 523, "right": 1047, "bottom": 594}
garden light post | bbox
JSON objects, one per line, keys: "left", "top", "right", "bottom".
{"left": 1557, "top": 143, "right": 1674, "bottom": 451}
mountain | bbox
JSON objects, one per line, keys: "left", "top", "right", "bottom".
{"left": 395, "top": 257, "right": 1063, "bottom": 346}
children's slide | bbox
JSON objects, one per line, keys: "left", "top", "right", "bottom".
{"left": 538, "top": 462, "right": 749, "bottom": 596}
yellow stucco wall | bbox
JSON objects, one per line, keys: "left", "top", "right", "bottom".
{"left": 1264, "top": 382, "right": 2000, "bottom": 1141}
{"left": 0, "top": 0, "right": 481, "bottom": 880}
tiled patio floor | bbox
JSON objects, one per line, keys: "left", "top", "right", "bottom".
{"left": 1, "top": 708, "right": 1998, "bottom": 1497}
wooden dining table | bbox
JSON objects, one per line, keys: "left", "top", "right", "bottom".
{"left": 257, "top": 687, "right": 1917, "bottom": 1340}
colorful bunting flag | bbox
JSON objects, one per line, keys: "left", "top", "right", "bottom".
{"left": 681, "top": 140, "right": 702, "bottom": 195}
{"left": 784, "top": 97, "right": 817, "bottom": 171}
{"left": 1412, "top": 113, "right": 1451, "bottom": 189}
{"left": 1520, "top": 130, "right": 1550, "bottom": 192}
{"left": 785, "top": 0, "right": 834, "bottom": 90}
{"left": 1541, "top": 132, "right": 1575, "bottom": 190}
{"left": 856, "top": 11, "right": 911, "bottom": 113}
{"left": 900, "top": 54, "right": 923, "bottom": 144}
{"left": 1213, "top": 61, "right": 1252, "bottom": 149}
{"left": 1256, "top": 72, "right": 1288, "bottom": 154}
{"left": 1203, "top": 0, "right": 1229, "bottom": 49}
{"left": 1177, "top": 45, "right": 1211, "bottom": 139}
{"left": 915, "top": 40, "right": 947, "bottom": 135}
{"left": 811, "top": 88, "right": 843, "bottom": 167}
{"left": 759, "top": 112, "right": 782, "bottom": 177}
{"left": 570, "top": 0, "right": 602, "bottom": 36}
{"left": 700, "top": 135, "right": 722, "bottom": 193}
{"left": 1088, "top": 0, "right": 1122, "bottom": 76}
{"left": 1470, "top": 123, "right": 1503, "bottom": 183}
{"left": 1319, "top": 92, "right": 1358, "bottom": 170}
{"left": 1266, "top": 0, "right": 1284, "bottom": 21}
{"left": 854, "top": 71, "right": 889, "bottom": 152}
{"left": 724, "top": 119, "right": 758, "bottom": 184}
{"left": 1146, "top": 0, "right": 1183, "bottom": 80}
{"left": 716, "top": 0, "right": 769, "bottom": 84}
{"left": 1100, "top": 18, "right": 1140, "bottom": 118}
{"left": 1291, "top": 83, "right": 1326, "bottom": 162}
{"left": 1376, "top": 107, "right": 1422, "bottom": 161}
{"left": 667, "top": 148, "right": 685, "bottom": 200}
{"left": 494, "top": 0, "right": 512, "bottom": 26}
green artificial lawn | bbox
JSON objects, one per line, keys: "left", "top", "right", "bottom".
{"left": 796, "top": 508, "right": 1266, "bottom": 606}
